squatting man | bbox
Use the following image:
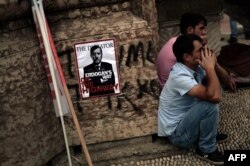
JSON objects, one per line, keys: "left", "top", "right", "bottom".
{"left": 158, "top": 34, "right": 225, "bottom": 165}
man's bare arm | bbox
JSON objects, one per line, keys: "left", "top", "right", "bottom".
{"left": 188, "top": 46, "right": 221, "bottom": 103}
{"left": 215, "top": 62, "right": 236, "bottom": 92}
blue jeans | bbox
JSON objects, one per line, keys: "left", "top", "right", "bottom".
{"left": 168, "top": 101, "right": 219, "bottom": 153}
{"left": 230, "top": 19, "right": 238, "bottom": 38}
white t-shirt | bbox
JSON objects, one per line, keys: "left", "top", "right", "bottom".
{"left": 158, "top": 63, "right": 205, "bottom": 136}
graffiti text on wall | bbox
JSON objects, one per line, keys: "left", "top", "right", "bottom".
{"left": 58, "top": 41, "right": 158, "bottom": 114}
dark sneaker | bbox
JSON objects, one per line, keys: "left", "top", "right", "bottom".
{"left": 195, "top": 148, "right": 224, "bottom": 165}
{"left": 228, "top": 37, "right": 237, "bottom": 44}
{"left": 216, "top": 133, "right": 228, "bottom": 143}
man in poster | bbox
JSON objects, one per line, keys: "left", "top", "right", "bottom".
{"left": 83, "top": 45, "right": 115, "bottom": 96}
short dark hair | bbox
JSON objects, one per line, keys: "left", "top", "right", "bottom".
{"left": 173, "top": 34, "right": 203, "bottom": 63}
{"left": 90, "top": 45, "right": 102, "bottom": 55}
{"left": 180, "top": 12, "right": 207, "bottom": 34}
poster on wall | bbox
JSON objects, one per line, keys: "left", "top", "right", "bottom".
{"left": 74, "top": 39, "right": 121, "bottom": 99}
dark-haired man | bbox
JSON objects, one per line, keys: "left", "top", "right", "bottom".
{"left": 156, "top": 12, "right": 236, "bottom": 92}
{"left": 83, "top": 45, "right": 115, "bottom": 97}
{"left": 158, "top": 34, "right": 224, "bottom": 165}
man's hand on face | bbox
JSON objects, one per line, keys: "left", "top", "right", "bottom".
{"left": 197, "top": 45, "right": 216, "bottom": 71}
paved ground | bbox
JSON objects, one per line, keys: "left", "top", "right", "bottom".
{"left": 51, "top": 13, "right": 250, "bottom": 166}
{"left": 52, "top": 88, "right": 250, "bottom": 166}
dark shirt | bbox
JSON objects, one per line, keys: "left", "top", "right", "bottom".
{"left": 83, "top": 62, "right": 115, "bottom": 96}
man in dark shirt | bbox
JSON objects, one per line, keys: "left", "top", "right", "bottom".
{"left": 83, "top": 45, "right": 115, "bottom": 97}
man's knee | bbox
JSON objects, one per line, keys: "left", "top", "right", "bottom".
{"left": 196, "top": 101, "right": 219, "bottom": 114}
{"left": 203, "top": 101, "right": 219, "bottom": 114}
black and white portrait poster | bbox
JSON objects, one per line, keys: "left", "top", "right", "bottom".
{"left": 74, "top": 39, "right": 121, "bottom": 99}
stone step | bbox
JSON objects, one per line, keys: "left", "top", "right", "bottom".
{"left": 51, "top": 135, "right": 187, "bottom": 166}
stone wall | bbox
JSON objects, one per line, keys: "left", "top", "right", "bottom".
{"left": 0, "top": 0, "right": 229, "bottom": 165}
{"left": 0, "top": 18, "right": 65, "bottom": 165}
{"left": 0, "top": 0, "right": 159, "bottom": 165}
{"left": 156, "top": 0, "right": 223, "bottom": 23}
{"left": 48, "top": 0, "right": 159, "bottom": 145}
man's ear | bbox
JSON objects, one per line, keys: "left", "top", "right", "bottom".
{"left": 186, "top": 26, "right": 194, "bottom": 34}
{"left": 183, "top": 53, "right": 191, "bottom": 62}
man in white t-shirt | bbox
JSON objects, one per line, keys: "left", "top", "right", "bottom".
{"left": 158, "top": 34, "right": 224, "bottom": 165}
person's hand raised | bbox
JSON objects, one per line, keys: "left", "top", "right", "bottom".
{"left": 197, "top": 45, "right": 216, "bottom": 71}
